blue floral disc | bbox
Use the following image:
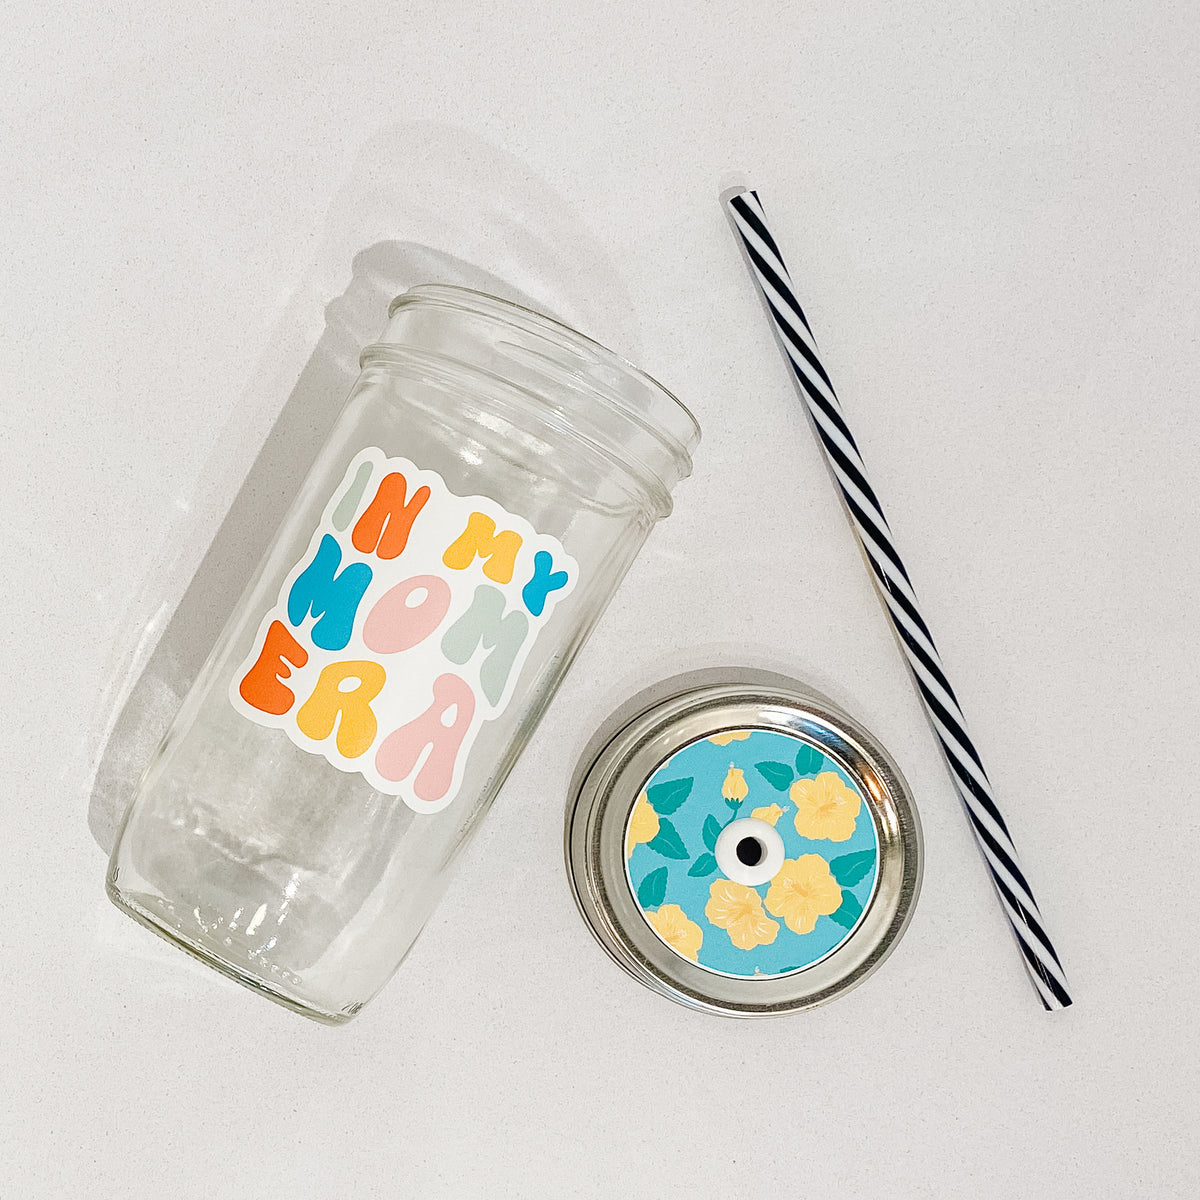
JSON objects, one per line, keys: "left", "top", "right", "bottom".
{"left": 624, "top": 728, "right": 881, "bottom": 979}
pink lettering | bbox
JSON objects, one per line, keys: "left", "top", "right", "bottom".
{"left": 362, "top": 574, "right": 452, "bottom": 654}
{"left": 373, "top": 674, "right": 476, "bottom": 803}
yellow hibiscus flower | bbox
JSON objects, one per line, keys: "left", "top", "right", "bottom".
{"left": 790, "top": 771, "right": 861, "bottom": 841}
{"left": 750, "top": 802, "right": 786, "bottom": 826}
{"left": 705, "top": 880, "right": 779, "bottom": 950}
{"left": 626, "top": 792, "right": 659, "bottom": 857}
{"left": 646, "top": 903, "right": 704, "bottom": 961}
{"left": 764, "top": 854, "right": 844, "bottom": 934}
{"left": 708, "top": 730, "right": 751, "bottom": 746}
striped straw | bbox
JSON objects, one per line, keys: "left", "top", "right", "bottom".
{"left": 726, "top": 187, "right": 1071, "bottom": 1010}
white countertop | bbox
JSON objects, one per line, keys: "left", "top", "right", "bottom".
{"left": 3, "top": 3, "right": 1197, "bottom": 1196}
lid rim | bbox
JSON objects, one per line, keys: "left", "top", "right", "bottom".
{"left": 565, "top": 673, "right": 923, "bottom": 1017}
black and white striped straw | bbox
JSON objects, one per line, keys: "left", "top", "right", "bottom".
{"left": 726, "top": 187, "right": 1071, "bottom": 1010}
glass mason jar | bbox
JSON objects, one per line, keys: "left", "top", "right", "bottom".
{"left": 107, "top": 285, "right": 700, "bottom": 1023}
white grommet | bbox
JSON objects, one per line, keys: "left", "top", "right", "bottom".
{"left": 714, "top": 817, "right": 786, "bottom": 886}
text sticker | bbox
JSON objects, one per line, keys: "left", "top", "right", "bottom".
{"left": 230, "top": 448, "right": 577, "bottom": 813}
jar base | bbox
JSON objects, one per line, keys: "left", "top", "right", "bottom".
{"left": 105, "top": 878, "right": 357, "bottom": 1026}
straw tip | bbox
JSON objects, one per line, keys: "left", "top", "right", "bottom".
{"left": 718, "top": 173, "right": 755, "bottom": 208}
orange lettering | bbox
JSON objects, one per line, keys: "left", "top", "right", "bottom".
{"left": 238, "top": 620, "right": 308, "bottom": 715}
{"left": 352, "top": 472, "right": 431, "bottom": 560}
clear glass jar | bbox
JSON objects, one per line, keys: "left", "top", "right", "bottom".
{"left": 107, "top": 285, "right": 700, "bottom": 1023}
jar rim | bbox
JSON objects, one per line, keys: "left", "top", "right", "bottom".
{"left": 388, "top": 284, "right": 701, "bottom": 458}
{"left": 358, "top": 343, "right": 680, "bottom": 518}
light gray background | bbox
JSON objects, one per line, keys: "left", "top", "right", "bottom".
{"left": 2, "top": 3, "right": 1197, "bottom": 1197}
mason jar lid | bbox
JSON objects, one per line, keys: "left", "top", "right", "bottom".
{"left": 565, "top": 670, "right": 922, "bottom": 1016}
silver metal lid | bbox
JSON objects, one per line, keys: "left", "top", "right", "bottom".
{"left": 565, "top": 670, "right": 922, "bottom": 1016}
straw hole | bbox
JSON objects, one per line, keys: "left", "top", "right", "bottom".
{"left": 736, "top": 838, "right": 764, "bottom": 867}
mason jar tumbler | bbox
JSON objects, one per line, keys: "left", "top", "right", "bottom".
{"left": 107, "top": 285, "right": 700, "bottom": 1022}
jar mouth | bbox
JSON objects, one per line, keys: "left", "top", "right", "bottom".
{"left": 387, "top": 284, "right": 701, "bottom": 465}
{"left": 359, "top": 344, "right": 681, "bottom": 517}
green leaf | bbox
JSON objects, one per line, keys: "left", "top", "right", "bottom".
{"left": 702, "top": 814, "right": 722, "bottom": 852}
{"left": 755, "top": 761, "right": 794, "bottom": 791}
{"left": 687, "top": 853, "right": 719, "bottom": 878}
{"left": 637, "top": 866, "right": 668, "bottom": 909}
{"left": 647, "top": 818, "right": 688, "bottom": 859}
{"left": 830, "top": 849, "right": 876, "bottom": 887}
{"left": 647, "top": 776, "right": 693, "bottom": 815}
{"left": 794, "top": 743, "right": 825, "bottom": 777}
{"left": 829, "top": 888, "right": 863, "bottom": 930}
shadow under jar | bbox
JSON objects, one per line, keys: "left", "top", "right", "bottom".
{"left": 107, "top": 285, "right": 700, "bottom": 1023}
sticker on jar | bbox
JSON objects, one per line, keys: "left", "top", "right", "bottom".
{"left": 230, "top": 447, "right": 577, "bottom": 812}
